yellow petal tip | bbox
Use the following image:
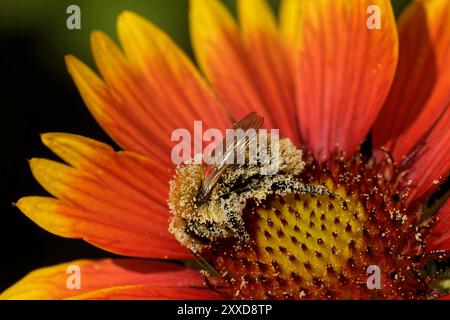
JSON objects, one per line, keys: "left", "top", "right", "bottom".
{"left": 15, "top": 197, "right": 36, "bottom": 216}
{"left": 64, "top": 54, "right": 77, "bottom": 67}
{"left": 117, "top": 10, "right": 143, "bottom": 29}
{"left": 90, "top": 30, "right": 104, "bottom": 42}
{"left": 41, "top": 132, "right": 64, "bottom": 149}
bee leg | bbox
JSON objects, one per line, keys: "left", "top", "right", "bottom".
{"left": 189, "top": 249, "right": 221, "bottom": 278}
{"left": 296, "top": 183, "right": 347, "bottom": 206}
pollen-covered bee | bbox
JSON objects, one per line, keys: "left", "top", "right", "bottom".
{"left": 168, "top": 112, "right": 331, "bottom": 254}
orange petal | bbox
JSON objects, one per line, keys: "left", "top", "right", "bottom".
{"left": 405, "top": 107, "right": 449, "bottom": 204}
{"left": 190, "top": 0, "right": 299, "bottom": 143}
{"left": 117, "top": 12, "right": 229, "bottom": 160}
{"left": 65, "top": 55, "right": 161, "bottom": 162}
{"left": 237, "top": 0, "right": 299, "bottom": 143}
{"left": 0, "top": 259, "right": 209, "bottom": 300}
{"left": 17, "top": 133, "right": 189, "bottom": 259}
{"left": 66, "top": 286, "right": 221, "bottom": 300}
{"left": 426, "top": 198, "right": 450, "bottom": 253}
{"left": 373, "top": 0, "right": 450, "bottom": 163}
{"left": 294, "top": 0, "right": 398, "bottom": 161}
{"left": 67, "top": 11, "right": 230, "bottom": 166}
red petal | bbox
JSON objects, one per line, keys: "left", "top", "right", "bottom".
{"left": 426, "top": 198, "right": 450, "bottom": 253}
{"left": 294, "top": 0, "right": 398, "bottom": 161}
{"left": 435, "top": 293, "right": 450, "bottom": 300}
{"left": 373, "top": 0, "right": 450, "bottom": 163}
{"left": 405, "top": 107, "right": 450, "bottom": 204}
{"left": 1, "top": 259, "right": 209, "bottom": 300}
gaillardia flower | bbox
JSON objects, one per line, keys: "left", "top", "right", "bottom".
{"left": 2, "top": 0, "right": 449, "bottom": 300}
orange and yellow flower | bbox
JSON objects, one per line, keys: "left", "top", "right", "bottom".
{"left": 1, "top": 0, "right": 449, "bottom": 299}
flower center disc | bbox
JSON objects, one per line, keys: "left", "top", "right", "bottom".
{"left": 169, "top": 141, "right": 430, "bottom": 299}
{"left": 205, "top": 183, "right": 368, "bottom": 299}
{"left": 256, "top": 190, "right": 364, "bottom": 287}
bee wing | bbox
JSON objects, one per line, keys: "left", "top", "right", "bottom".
{"left": 210, "top": 112, "right": 263, "bottom": 174}
{"left": 200, "top": 112, "right": 264, "bottom": 202}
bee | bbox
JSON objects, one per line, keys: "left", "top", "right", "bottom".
{"left": 197, "top": 112, "right": 265, "bottom": 204}
{"left": 168, "top": 112, "right": 335, "bottom": 255}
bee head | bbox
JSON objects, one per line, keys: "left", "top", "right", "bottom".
{"left": 168, "top": 160, "right": 234, "bottom": 252}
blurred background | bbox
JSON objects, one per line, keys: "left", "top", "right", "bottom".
{"left": 0, "top": 0, "right": 412, "bottom": 291}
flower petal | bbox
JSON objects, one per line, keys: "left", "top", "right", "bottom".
{"left": 279, "top": 0, "right": 302, "bottom": 47}
{"left": 0, "top": 259, "right": 208, "bottom": 300}
{"left": 67, "top": 11, "right": 230, "bottom": 166}
{"left": 65, "top": 55, "right": 160, "bottom": 163}
{"left": 426, "top": 198, "right": 450, "bottom": 253}
{"left": 405, "top": 107, "right": 449, "bottom": 204}
{"left": 17, "top": 133, "right": 189, "bottom": 259}
{"left": 294, "top": 0, "right": 398, "bottom": 161}
{"left": 373, "top": 0, "right": 450, "bottom": 163}
{"left": 190, "top": 0, "right": 299, "bottom": 143}
{"left": 66, "top": 286, "right": 221, "bottom": 300}
{"left": 237, "top": 0, "right": 299, "bottom": 143}
{"left": 116, "top": 11, "right": 230, "bottom": 126}
{"left": 435, "top": 293, "right": 450, "bottom": 300}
